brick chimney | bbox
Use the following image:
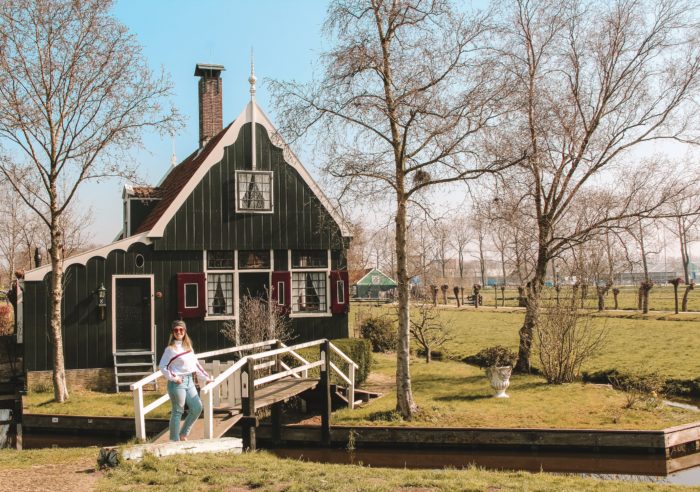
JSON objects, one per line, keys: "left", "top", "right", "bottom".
{"left": 194, "top": 63, "right": 225, "bottom": 147}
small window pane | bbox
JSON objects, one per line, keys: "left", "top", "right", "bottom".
{"left": 292, "top": 250, "right": 327, "bottom": 268}
{"left": 184, "top": 283, "right": 198, "bottom": 308}
{"left": 292, "top": 272, "right": 327, "bottom": 313}
{"left": 208, "top": 251, "right": 233, "bottom": 270}
{"left": 336, "top": 280, "right": 345, "bottom": 304}
{"left": 237, "top": 171, "right": 272, "bottom": 211}
{"left": 207, "top": 273, "right": 234, "bottom": 315}
{"left": 238, "top": 250, "right": 271, "bottom": 269}
{"left": 277, "top": 281, "right": 285, "bottom": 305}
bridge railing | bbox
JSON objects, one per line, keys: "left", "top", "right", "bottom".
{"left": 130, "top": 339, "right": 277, "bottom": 441}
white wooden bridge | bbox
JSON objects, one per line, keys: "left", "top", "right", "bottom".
{"left": 130, "top": 338, "right": 359, "bottom": 449}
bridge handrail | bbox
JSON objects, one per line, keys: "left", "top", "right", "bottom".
{"left": 132, "top": 337, "right": 360, "bottom": 441}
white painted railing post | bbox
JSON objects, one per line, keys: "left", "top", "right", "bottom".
{"left": 133, "top": 386, "right": 146, "bottom": 441}
{"left": 202, "top": 388, "right": 213, "bottom": 439}
{"left": 348, "top": 364, "right": 356, "bottom": 410}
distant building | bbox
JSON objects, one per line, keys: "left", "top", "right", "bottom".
{"left": 350, "top": 268, "right": 397, "bottom": 299}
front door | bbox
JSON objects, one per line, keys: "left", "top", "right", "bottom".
{"left": 114, "top": 276, "right": 153, "bottom": 352}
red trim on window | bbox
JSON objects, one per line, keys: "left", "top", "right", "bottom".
{"left": 176, "top": 273, "right": 206, "bottom": 318}
{"left": 330, "top": 270, "right": 349, "bottom": 314}
{"left": 271, "top": 271, "right": 291, "bottom": 315}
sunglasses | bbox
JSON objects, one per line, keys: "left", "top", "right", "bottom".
{"left": 172, "top": 328, "right": 185, "bottom": 333}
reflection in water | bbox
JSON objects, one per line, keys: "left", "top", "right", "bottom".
{"left": 270, "top": 447, "right": 700, "bottom": 485}
{"left": 19, "top": 432, "right": 700, "bottom": 486}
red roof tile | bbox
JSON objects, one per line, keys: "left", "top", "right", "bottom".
{"left": 135, "top": 124, "right": 232, "bottom": 234}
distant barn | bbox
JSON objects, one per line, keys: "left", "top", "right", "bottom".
{"left": 18, "top": 63, "right": 352, "bottom": 391}
{"left": 350, "top": 268, "right": 397, "bottom": 300}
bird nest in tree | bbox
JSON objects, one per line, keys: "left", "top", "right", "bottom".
{"left": 413, "top": 170, "right": 430, "bottom": 186}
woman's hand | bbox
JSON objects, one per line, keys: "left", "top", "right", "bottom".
{"left": 173, "top": 376, "right": 183, "bottom": 384}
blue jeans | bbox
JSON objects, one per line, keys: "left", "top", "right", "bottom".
{"left": 167, "top": 374, "right": 202, "bottom": 441}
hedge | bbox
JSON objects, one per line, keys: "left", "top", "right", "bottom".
{"left": 582, "top": 369, "right": 700, "bottom": 399}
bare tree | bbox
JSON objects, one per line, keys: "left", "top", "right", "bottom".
{"left": 221, "top": 295, "right": 293, "bottom": 347}
{"left": 665, "top": 191, "right": 700, "bottom": 311}
{"left": 450, "top": 215, "right": 470, "bottom": 280}
{"left": 493, "top": 0, "right": 700, "bottom": 371}
{"left": 409, "top": 302, "right": 451, "bottom": 363}
{"left": 271, "top": 0, "right": 522, "bottom": 418}
{"left": 0, "top": 0, "right": 179, "bottom": 401}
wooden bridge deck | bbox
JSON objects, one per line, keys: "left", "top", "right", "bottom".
{"left": 152, "top": 378, "right": 319, "bottom": 444}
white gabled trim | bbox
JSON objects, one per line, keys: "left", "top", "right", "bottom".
{"left": 24, "top": 232, "right": 152, "bottom": 282}
{"left": 146, "top": 100, "right": 352, "bottom": 239}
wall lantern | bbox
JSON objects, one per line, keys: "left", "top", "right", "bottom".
{"left": 97, "top": 283, "right": 107, "bottom": 320}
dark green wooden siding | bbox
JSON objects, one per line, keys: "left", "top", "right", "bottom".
{"left": 154, "top": 123, "right": 346, "bottom": 252}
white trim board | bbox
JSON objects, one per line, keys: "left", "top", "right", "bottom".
{"left": 146, "top": 100, "right": 352, "bottom": 239}
{"left": 24, "top": 232, "right": 152, "bottom": 282}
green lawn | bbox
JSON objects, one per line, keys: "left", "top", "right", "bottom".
{"left": 24, "top": 388, "right": 170, "bottom": 419}
{"left": 334, "top": 353, "right": 699, "bottom": 430}
{"left": 354, "top": 305, "right": 700, "bottom": 380}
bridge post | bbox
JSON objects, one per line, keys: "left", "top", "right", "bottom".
{"left": 320, "top": 339, "right": 331, "bottom": 447}
{"left": 272, "top": 340, "right": 283, "bottom": 445}
{"left": 241, "top": 360, "right": 257, "bottom": 451}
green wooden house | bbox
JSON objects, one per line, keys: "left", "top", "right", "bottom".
{"left": 18, "top": 64, "right": 351, "bottom": 390}
{"left": 351, "top": 268, "right": 397, "bottom": 299}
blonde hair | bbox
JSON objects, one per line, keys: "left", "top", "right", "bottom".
{"left": 168, "top": 320, "right": 193, "bottom": 351}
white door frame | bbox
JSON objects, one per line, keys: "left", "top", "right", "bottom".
{"left": 112, "top": 274, "right": 155, "bottom": 354}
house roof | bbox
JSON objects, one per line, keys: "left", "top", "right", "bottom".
{"left": 354, "top": 268, "right": 397, "bottom": 287}
{"left": 349, "top": 268, "right": 372, "bottom": 285}
{"left": 134, "top": 123, "right": 231, "bottom": 234}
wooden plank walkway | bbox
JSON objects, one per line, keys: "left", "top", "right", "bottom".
{"left": 151, "top": 378, "right": 319, "bottom": 444}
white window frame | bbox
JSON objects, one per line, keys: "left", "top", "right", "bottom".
{"left": 290, "top": 249, "right": 332, "bottom": 318}
{"left": 234, "top": 170, "right": 274, "bottom": 214}
{"left": 336, "top": 280, "right": 345, "bottom": 305}
{"left": 204, "top": 250, "right": 236, "bottom": 321}
{"left": 277, "top": 280, "right": 285, "bottom": 306}
{"left": 183, "top": 283, "right": 199, "bottom": 309}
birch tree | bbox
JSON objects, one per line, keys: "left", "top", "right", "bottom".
{"left": 271, "top": 0, "right": 521, "bottom": 418}
{"left": 0, "top": 0, "right": 179, "bottom": 401}
{"left": 495, "top": 0, "right": 700, "bottom": 371}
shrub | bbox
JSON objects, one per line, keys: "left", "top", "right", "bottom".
{"left": 330, "top": 338, "right": 372, "bottom": 385}
{"left": 536, "top": 305, "right": 606, "bottom": 384}
{"left": 360, "top": 317, "right": 397, "bottom": 352}
{"left": 467, "top": 345, "right": 517, "bottom": 368}
{"left": 0, "top": 304, "right": 13, "bottom": 336}
{"left": 610, "top": 372, "right": 665, "bottom": 410}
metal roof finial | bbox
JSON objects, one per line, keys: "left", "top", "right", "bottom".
{"left": 248, "top": 48, "right": 256, "bottom": 101}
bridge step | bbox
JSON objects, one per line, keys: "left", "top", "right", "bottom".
{"left": 151, "top": 412, "right": 243, "bottom": 444}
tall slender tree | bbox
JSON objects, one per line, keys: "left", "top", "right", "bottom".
{"left": 271, "top": 0, "right": 521, "bottom": 418}
{"left": 493, "top": 0, "right": 700, "bottom": 371}
{"left": 0, "top": 0, "right": 179, "bottom": 401}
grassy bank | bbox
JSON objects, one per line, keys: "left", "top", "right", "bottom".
{"left": 24, "top": 389, "right": 170, "bottom": 418}
{"left": 334, "top": 353, "right": 699, "bottom": 430}
{"left": 0, "top": 446, "right": 693, "bottom": 491}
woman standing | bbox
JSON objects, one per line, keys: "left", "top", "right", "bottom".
{"left": 159, "top": 320, "right": 212, "bottom": 441}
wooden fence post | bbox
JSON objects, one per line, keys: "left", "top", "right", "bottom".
{"left": 241, "top": 360, "right": 257, "bottom": 451}
{"left": 320, "top": 340, "right": 331, "bottom": 446}
{"left": 133, "top": 386, "right": 146, "bottom": 441}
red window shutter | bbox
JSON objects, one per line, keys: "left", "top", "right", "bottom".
{"left": 271, "top": 271, "right": 291, "bottom": 315}
{"left": 330, "top": 270, "right": 349, "bottom": 314}
{"left": 176, "top": 273, "right": 206, "bottom": 318}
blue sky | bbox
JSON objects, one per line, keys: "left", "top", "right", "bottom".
{"left": 82, "top": 0, "right": 330, "bottom": 243}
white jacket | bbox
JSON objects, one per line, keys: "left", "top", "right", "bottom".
{"left": 159, "top": 341, "right": 210, "bottom": 383}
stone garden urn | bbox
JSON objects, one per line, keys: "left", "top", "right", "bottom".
{"left": 485, "top": 366, "right": 512, "bottom": 398}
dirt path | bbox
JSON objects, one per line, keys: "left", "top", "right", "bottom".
{"left": 0, "top": 455, "right": 99, "bottom": 492}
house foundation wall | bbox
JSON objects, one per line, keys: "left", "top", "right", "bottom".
{"left": 27, "top": 368, "right": 115, "bottom": 393}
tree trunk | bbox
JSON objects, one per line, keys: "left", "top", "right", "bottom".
{"left": 515, "top": 248, "right": 547, "bottom": 373}
{"left": 49, "top": 223, "right": 69, "bottom": 402}
{"left": 637, "top": 286, "right": 643, "bottom": 310}
{"left": 425, "top": 346, "right": 431, "bottom": 364}
{"left": 612, "top": 289, "right": 619, "bottom": 310}
{"left": 395, "top": 196, "right": 417, "bottom": 419}
{"left": 682, "top": 282, "right": 694, "bottom": 311}
{"left": 597, "top": 293, "right": 605, "bottom": 311}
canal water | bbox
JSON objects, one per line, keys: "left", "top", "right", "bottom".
{"left": 14, "top": 432, "right": 700, "bottom": 486}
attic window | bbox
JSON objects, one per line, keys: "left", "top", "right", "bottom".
{"left": 236, "top": 171, "right": 273, "bottom": 212}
